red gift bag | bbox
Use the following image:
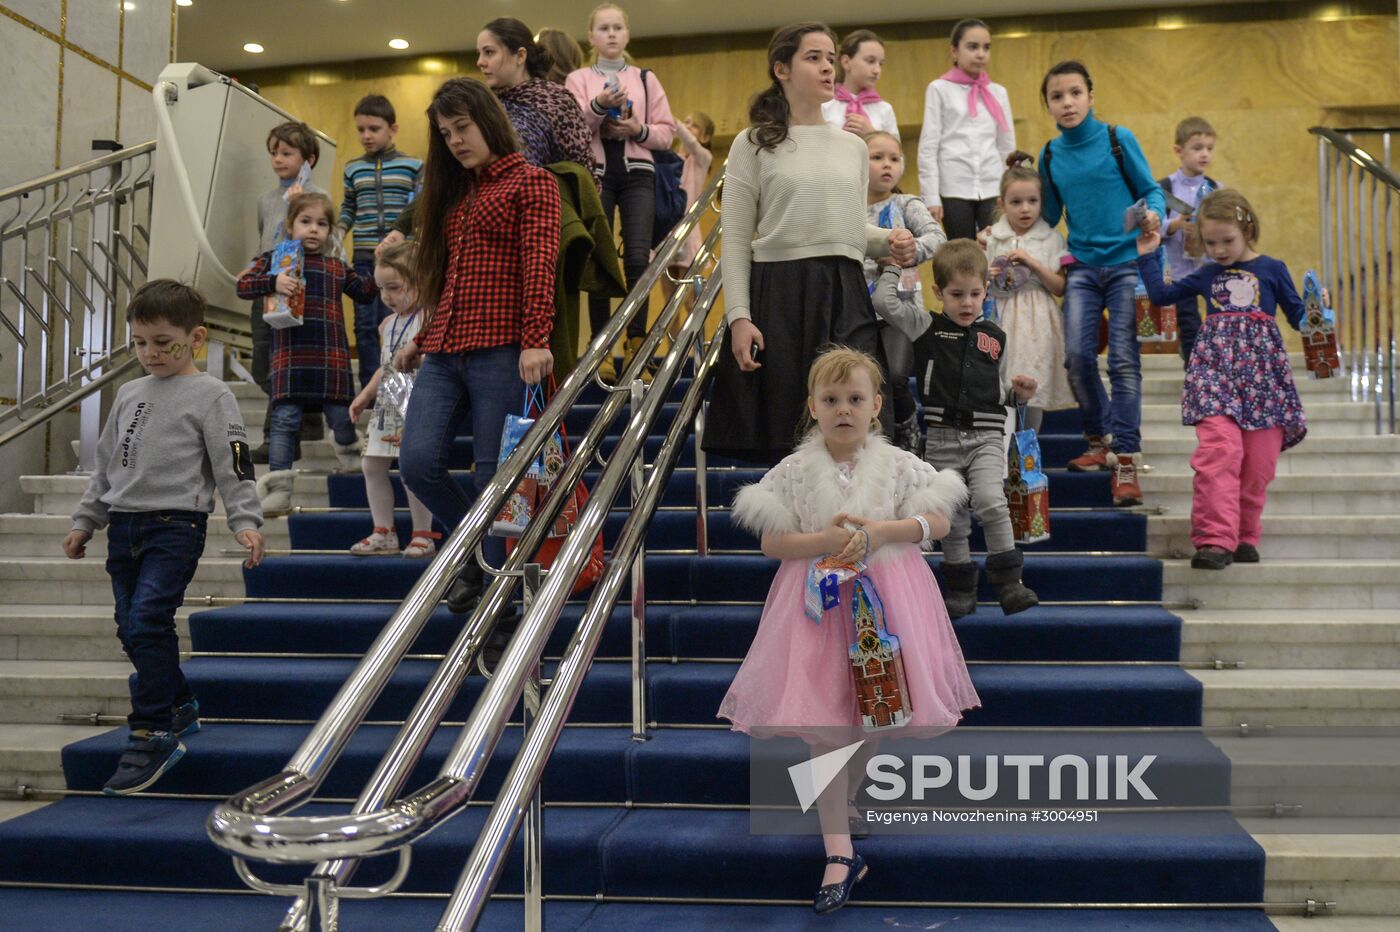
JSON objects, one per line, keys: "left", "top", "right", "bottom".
{"left": 505, "top": 379, "right": 606, "bottom": 595}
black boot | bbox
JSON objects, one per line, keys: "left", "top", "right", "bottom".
{"left": 476, "top": 607, "right": 522, "bottom": 677}
{"left": 941, "top": 561, "right": 979, "bottom": 619}
{"left": 985, "top": 549, "right": 1039, "bottom": 615}
{"left": 446, "top": 562, "right": 484, "bottom": 614}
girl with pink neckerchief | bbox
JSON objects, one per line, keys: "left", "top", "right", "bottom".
{"left": 917, "top": 17, "right": 1016, "bottom": 240}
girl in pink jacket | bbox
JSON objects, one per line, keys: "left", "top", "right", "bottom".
{"left": 565, "top": 3, "right": 677, "bottom": 373}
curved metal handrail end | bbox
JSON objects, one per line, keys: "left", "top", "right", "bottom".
{"left": 208, "top": 775, "right": 467, "bottom": 864}
{"left": 235, "top": 848, "right": 411, "bottom": 899}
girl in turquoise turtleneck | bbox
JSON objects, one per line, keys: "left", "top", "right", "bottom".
{"left": 1035, "top": 60, "right": 1164, "bottom": 508}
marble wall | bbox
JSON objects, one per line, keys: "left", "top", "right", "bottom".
{"left": 0, "top": 0, "right": 174, "bottom": 189}
{"left": 0, "top": 1, "right": 175, "bottom": 510}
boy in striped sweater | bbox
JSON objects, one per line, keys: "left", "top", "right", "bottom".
{"left": 339, "top": 94, "right": 423, "bottom": 390}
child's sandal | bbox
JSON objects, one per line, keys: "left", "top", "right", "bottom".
{"left": 350, "top": 528, "right": 398, "bottom": 556}
{"left": 403, "top": 530, "right": 441, "bottom": 559}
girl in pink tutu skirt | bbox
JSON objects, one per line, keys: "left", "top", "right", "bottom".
{"left": 718, "top": 347, "right": 980, "bottom": 914}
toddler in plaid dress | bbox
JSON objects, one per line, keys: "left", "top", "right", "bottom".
{"left": 237, "top": 192, "right": 377, "bottom": 515}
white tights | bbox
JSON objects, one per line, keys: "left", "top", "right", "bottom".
{"left": 362, "top": 455, "right": 434, "bottom": 535}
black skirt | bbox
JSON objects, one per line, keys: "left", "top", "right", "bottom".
{"left": 704, "top": 256, "right": 892, "bottom": 465}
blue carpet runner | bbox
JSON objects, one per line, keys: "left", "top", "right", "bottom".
{"left": 0, "top": 377, "right": 1275, "bottom": 928}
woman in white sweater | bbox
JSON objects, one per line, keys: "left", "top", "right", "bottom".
{"left": 706, "top": 22, "right": 915, "bottom": 465}
{"left": 917, "top": 18, "right": 1016, "bottom": 241}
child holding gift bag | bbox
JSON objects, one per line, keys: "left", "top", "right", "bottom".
{"left": 237, "top": 192, "right": 377, "bottom": 516}
{"left": 718, "top": 347, "right": 978, "bottom": 916}
{"left": 1136, "top": 189, "right": 1307, "bottom": 570}
{"left": 346, "top": 242, "right": 437, "bottom": 558}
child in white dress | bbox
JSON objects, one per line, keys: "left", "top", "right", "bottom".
{"left": 347, "top": 242, "right": 437, "bottom": 557}
{"left": 983, "top": 156, "right": 1076, "bottom": 430}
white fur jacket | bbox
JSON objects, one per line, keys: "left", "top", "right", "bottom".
{"left": 731, "top": 432, "right": 968, "bottom": 564}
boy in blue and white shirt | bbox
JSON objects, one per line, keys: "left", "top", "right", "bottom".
{"left": 1159, "top": 116, "right": 1220, "bottom": 364}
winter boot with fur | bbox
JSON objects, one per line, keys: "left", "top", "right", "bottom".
{"left": 257, "top": 470, "right": 295, "bottom": 518}
{"left": 333, "top": 441, "right": 361, "bottom": 473}
{"left": 984, "top": 549, "right": 1039, "bottom": 615}
{"left": 941, "top": 561, "right": 979, "bottom": 619}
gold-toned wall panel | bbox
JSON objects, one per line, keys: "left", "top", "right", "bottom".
{"left": 246, "top": 12, "right": 1400, "bottom": 341}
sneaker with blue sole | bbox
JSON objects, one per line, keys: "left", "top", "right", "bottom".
{"left": 173, "top": 699, "right": 201, "bottom": 737}
{"left": 102, "top": 730, "right": 185, "bottom": 796}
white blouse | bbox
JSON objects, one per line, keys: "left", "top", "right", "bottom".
{"left": 821, "top": 98, "right": 900, "bottom": 140}
{"left": 917, "top": 77, "right": 1016, "bottom": 207}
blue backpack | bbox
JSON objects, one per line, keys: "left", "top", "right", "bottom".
{"left": 640, "top": 69, "right": 688, "bottom": 248}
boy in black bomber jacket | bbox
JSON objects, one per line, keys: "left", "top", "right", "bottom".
{"left": 873, "top": 239, "right": 1039, "bottom": 619}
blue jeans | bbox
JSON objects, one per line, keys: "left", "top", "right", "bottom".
{"left": 1063, "top": 262, "right": 1142, "bottom": 453}
{"left": 106, "top": 511, "right": 206, "bottom": 732}
{"left": 399, "top": 347, "right": 523, "bottom": 562}
{"left": 353, "top": 257, "right": 393, "bottom": 392}
{"left": 269, "top": 401, "right": 355, "bottom": 472}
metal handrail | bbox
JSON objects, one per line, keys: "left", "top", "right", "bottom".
{"left": 0, "top": 141, "right": 155, "bottom": 206}
{"left": 207, "top": 169, "right": 725, "bottom": 884}
{"left": 0, "top": 351, "right": 139, "bottom": 448}
{"left": 1311, "top": 126, "right": 1398, "bottom": 434}
{"left": 1310, "top": 127, "right": 1400, "bottom": 190}
{"left": 439, "top": 273, "right": 725, "bottom": 931}
{"left": 263, "top": 224, "right": 721, "bottom": 932}
{"left": 0, "top": 142, "right": 155, "bottom": 440}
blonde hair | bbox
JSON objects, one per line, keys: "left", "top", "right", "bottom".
{"left": 1198, "top": 189, "right": 1259, "bottom": 243}
{"left": 807, "top": 346, "right": 885, "bottom": 397}
{"left": 284, "top": 192, "right": 336, "bottom": 254}
{"left": 374, "top": 240, "right": 418, "bottom": 285}
{"left": 586, "top": 3, "right": 634, "bottom": 64}
{"left": 686, "top": 111, "right": 716, "bottom": 147}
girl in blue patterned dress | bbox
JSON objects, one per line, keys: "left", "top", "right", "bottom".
{"left": 1135, "top": 189, "right": 1307, "bottom": 570}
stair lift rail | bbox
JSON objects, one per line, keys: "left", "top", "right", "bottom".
{"left": 205, "top": 169, "right": 724, "bottom": 921}
{"left": 1311, "top": 126, "right": 1399, "bottom": 434}
{"left": 0, "top": 142, "right": 155, "bottom": 441}
{"left": 439, "top": 269, "right": 725, "bottom": 932}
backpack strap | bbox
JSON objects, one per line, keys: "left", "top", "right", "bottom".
{"left": 637, "top": 68, "right": 652, "bottom": 143}
{"left": 1107, "top": 124, "right": 1132, "bottom": 192}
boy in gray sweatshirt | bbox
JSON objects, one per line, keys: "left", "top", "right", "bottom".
{"left": 63, "top": 280, "right": 265, "bottom": 795}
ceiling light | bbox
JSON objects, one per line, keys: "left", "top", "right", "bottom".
{"left": 388, "top": 38, "right": 410, "bottom": 50}
{"left": 243, "top": 43, "right": 264, "bottom": 54}
{"left": 123, "top": 2, "right": 136, "bottom": 10}
{"left": 177, "top": 0, "right": 192, "bottom": 6}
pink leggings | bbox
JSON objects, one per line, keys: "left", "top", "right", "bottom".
{"left": 1190, "top": 416, "right": 1283, "bottom": 550}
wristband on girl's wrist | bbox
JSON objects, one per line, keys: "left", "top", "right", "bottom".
{"left": 913, "top": 515, "right": 931, "bottom": 545}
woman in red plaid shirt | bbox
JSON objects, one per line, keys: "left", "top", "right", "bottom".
{"left": 395, "top": 77, "right": 561, "bottom": 613}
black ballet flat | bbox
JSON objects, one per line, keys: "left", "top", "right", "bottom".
{"left": 812, "top": 853, "right": 868, "bottom": 915}
{"left": 848, "top": 799, "right": 870, "bottom": 839}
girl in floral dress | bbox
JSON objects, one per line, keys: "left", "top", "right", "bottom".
{"left": 1135, "top": 189, "right": 1307, "bottom": 570}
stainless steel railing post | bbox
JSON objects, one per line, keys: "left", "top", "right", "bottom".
{"left": 437, "top": 282, "right": 726, "bottom": 932}
{"left": 1386, "top": 134, "right": 1397, "bottom": 433}
{"left": 304, "top": 876, "right": 338, "bottom": 932}
{"left": 521, "top": 562, "right": 544, "bottom": 932}
{"left": 629, "top": 377, "right": 649, "bottom": 742}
